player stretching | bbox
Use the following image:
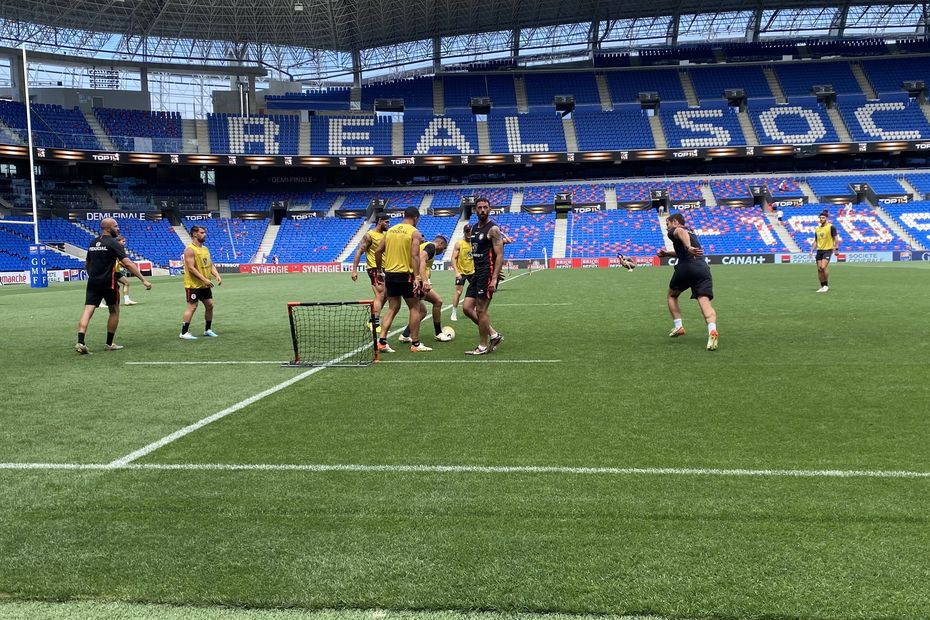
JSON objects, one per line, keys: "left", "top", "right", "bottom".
{"left": 449, "top": 224, "right": 474, "bottom": 321}
{"left": 179, "top": 225, "right": 222, "bottom": 340}
{"left": 657, "top": 212, "right": 718, "bottom": 351}
{"left": 462, "top": 197, "right": 504, "bottom": 355}
{"left": 374, "top": 206, "right": 429, "bottom": 353}
{"left": 351, "top": 212, "right": 390, "bottom": 332}
{"left": 75, "top": 218, "right": 152, "bottom": 354}
{"left": 400, "top": 235, "right": 451, "bottom": 343}
{"left": 810, "top": 210, "right": 839, "bottom": 293}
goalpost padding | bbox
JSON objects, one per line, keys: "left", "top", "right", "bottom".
{"left": 286, "top": 301, "right": 377, "bottom": 367}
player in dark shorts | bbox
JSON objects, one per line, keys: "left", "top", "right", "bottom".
{"left": 656, "top": 212, "right": 719, "bottom": 351}
{"left": 462, "top": 197, "right": 505, "bottom": 355}
{"left": 75, "top": 217, "right": 152, "bottom": 354}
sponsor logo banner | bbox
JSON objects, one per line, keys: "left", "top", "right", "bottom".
{"left": 183, "top": 213, "right": 220, "bottom": 220}
{"left": 0, "top": 271, "right": 29, "bottom": 285}
{"left": 239, "top": 263, "right": 342, "bottom": 274}
{"left": 840, "top": 251, "right": 894, "bottom": 263}
{"left": 661, "top": 254, "right": 775, "bottom": 266}
{"left": 85, "top": 211, "right": 150, "bottom": 220}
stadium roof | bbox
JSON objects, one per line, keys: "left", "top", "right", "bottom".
{"left": 4, "top": 0, "right": 873, "bottom": 53}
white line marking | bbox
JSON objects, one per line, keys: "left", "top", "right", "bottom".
{"left": 110, "top": 272, "right": 534, "bottom": 465}
{"left": 493, "top": 303, "right": 571, "bottom": 307}
{"left": 1, "top": 462, "right": 928, "bottom": 479}
{"left": 127, "top": 359, "right": 562, "bottom": 366}
{"left": 378, "top": 359, "right": 561, "bottom": 364}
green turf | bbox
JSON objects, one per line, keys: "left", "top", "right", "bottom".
{"left": 0, "top": 264, "right": 928, "bottom": 619}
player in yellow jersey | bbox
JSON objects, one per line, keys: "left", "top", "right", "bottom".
{"left": 180, "top": 225, "right": 222, "bottom": 340}
{"left": 399, "top": 235, "right": 450, "bottom": 343}
{"left": 374, "top": 207, "right": 428, "bottom": 352}
{"left": 809, "top": 210, "right": 840, "bottom": 293}
{"left": 449, "top": 224, "right": 474, "bottom": 321}
{"left": 350, "top": 212, "right": 390, "bottom": 333}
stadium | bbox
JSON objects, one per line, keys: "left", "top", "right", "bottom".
{"left": 1, "top": 0, "right": 929, "bottom": 618}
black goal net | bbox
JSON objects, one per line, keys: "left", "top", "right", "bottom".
{"left": 287, "top": 301, "right": 377, "bottom": 366}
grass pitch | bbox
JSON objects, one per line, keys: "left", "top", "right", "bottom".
{"left": 0, "top": 262, "right": 928, "bottom": 620}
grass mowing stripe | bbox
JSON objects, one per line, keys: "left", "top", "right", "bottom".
{"left": 125, "top": 360, "right": 563, "bottom": 365}
{"left": 3, "top": 461, "right": 929, "bottom": 478}
{"left": 109, "top": 272, "right": 533, "bottom": 467}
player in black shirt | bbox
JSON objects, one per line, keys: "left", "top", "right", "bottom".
{"left": 462, "top": 197, "right": 505, "bottom": 355}
{"left": 75, "top": 217, "right": 152, "bottom": 354}
{"left": 656, "top": 212, "right": 719, "bottom": 351}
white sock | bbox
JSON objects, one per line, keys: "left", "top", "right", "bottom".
{"left": 490, "top": 331, "right": 499, "bottom": 339}
{"left": 673, "top": 319, "right": 683, "bottom": 329}
{"left": 708, "top": 322, "right": 717, "bottom": 334}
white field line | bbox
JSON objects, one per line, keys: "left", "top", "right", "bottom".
{"left": 1, "top": 461, "right": 929, "bottom": 479}
{"left": 127, "top": 360, "right": 562, "bottom": 366}
{"left": 109, "top": 270, "right": 533, "bottom": 466}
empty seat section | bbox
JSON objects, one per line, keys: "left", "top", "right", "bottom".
{"left": 604, "top": 70, "right": 685, "bottom": 104}
{"left": 781, "top": 202, "right": 908, "bottom": 251}
{"left": 269, "top": 217, "right": 364, "bottom": 263}
{"left": 660, "top": 101, "right": 745, "bottom": 148}
{"left": 207, "top": 113, "right": 300, "bottom": 155}
{"left": 487, "top": 108, "right": 566, "bottom": 153}
{"left": 0, "top": 220, "right": 84, "bottom": 270}
{"left": 442, "top": 75, "right": 517, "bottom": 109}
{"left": 673, "top": 205, "right": 788, "bottom": 254}
{"left": 567, "top": 209, "right": 664, "bottom": 257}
{"left": 522, "top": 72, "right": 600, "bottom": 106}
{"left": 404, "top": 111, "right": 479, "bottom": 155}
{"left": 881, "top": 201, "right": 930, "bottom": 247}
{"left": 522, "top": 184, "right": 605, "bottom": 206}
{"left": 773, "top": 62, "right": 861, "bottom": 98}
{"left": 573, "top": 104, "right": 654, "bottom": 150}
{"left": 689, "top": 65, "right": 773, "bottom": 101}
{"left": 837, "top": 93, "right": 930, "bottom": 142}
{"left": 860, "top": 57, "right": 930, "bottom": 96}
{"left": 111, "top": 217, "right": 185, "bottom": 267}
{"left": 711, "top": 177, "right": 802, "bottom": 200}
{"left": 190, "top": 218, "right": 269, "bottom": 263}
{"left": 93, "top": 108, "right": 183, "bottom": 152}
{"left": 310, "top": 115, "right": 392, "bottom": 155}
{"left": 749, "top": 97, "right": 839, "bottom": 144}
{"left": 469, "top": 212, "right": 555, "bottom": 259}
{"left": 361, "top": 78, "right": 435, "bottom": 110}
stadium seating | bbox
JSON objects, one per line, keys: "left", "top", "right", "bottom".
{"left": 470, "top": 212, "right": 555, "bottom": 259}
{"left": 522, "top": 72, "right": 601, "bottom": 106}
{"left": 860, "top": 57, "right": 930, "bottom": 96}
{"left": 805, "top": 177, "right": 856, "bottom": 200}
{"left": 781, "top": 203, "right": 908, "bottom": 251}
{"left": 189, "top": 218, "right": 269, "bottom": 263}
{"left": 269, "top": 217, "right": 363, "bottom": 263}
{"left": 902, "top": 172, "right": 930, "bottom": 199}
{"left": 0, "top": 101, "right": 101, "bottom": 150}
{"left": 522, "top": 184, "right": 605, "bottom": 206}
{"left": 404, "top": 110, "right": 479, "bottom": 155}
{"left": 0, "top": 220, "right": 84, "bottom": 270}
{"left": 339, "top": 191, "right": 385, "bottom": 211}
{"left": 806, "top": 38, "right": 886, "bottom": 58}
{"left": 93, "top": 108, "right": 183, "bottom": 152}
{"left": 442, "top": 75, "right": 517, "bottom": 109}
{"left": 613, "top": 181, "right": 703, "bottom": 203}
{"left": 361, "top": 78, "right": 435, "bottom": 110}
{"left": 573, "top": 104, "right": 654, "bottom": 150}
{"left": 837, "top": 93, "right": 930, "bottom": 142}
{"left": 310, "top": 115, "right": 393, "bottom": 156}
{"left": 228, "top": 190, "right": 335, "bottom": 213}
{"left": 265, "top": 88, "right": 352, "bottom": 111}
{"left": 839, "top": 174, "right": 907, "bottom": 196}
{"left": 880, "top": 201, "right": 930, "bottom": 247}
{"left": 38, "top": 218, "right": 95, "bottom": 249}
{"left": 660, "top": 101, "right": 745, "bottom": 148}
{"left": 207, "top": 113, "right": 300, "bottom": 155}
{"left": 749, "top": 97, "right": 840, "bottom": 145}
{"left": 112, "top": 218, "right": 186, "bottom": 267}
{"left": 773, "top": 61, "right": 862, "bottom": 97}
{"left": 688, "top": 65, "right": 773, "bottom": 101}
{"left": 673, "top": 205, "right": 788, "bottom": 254}
{"left": 430, "top": 187, "right": 514, "bottom": 212}
{"left": 105, "top": 177, "right": 153, "bottom": 211}
{"left": 711, "top": 177, "right": 803, "bottom": 200}
{"left": 487, "top": 108, "right": 567, "bottom": 153}
{"left": 604, "top": 69, "right": 685, "bottom": 104}
{"left": 720, "top": 40, "right": 799, "bottom": 62}
{"left": 33, "top": 181, "right": 97, "bottom": 211}
{"left": 567, "top": 209, "right": 664, "bottom": 257}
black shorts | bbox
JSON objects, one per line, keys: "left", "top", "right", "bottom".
{"left": 367, "top": 268, "right": 384, "bottom": 286}
{"left": 455, "top": 273, "right": 472, "bottom": 287}
{"left": 186, "top": 287, "right": 213, "bottom": 304}
{"left": 815, "top": 250, "right": 834, "bottom": 262}
{"left": 465, "top": 272, "right": 493, "bottom": 301}
{"left": 85, "top": 284, "right": 118, "bottom": 307}
{"left": 669, "top": 266, "right": 714, "bottom": 300}
{"left": 384, "top": 272, "right": 415, "bottom": 299}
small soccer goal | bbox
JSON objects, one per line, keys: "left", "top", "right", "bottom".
{"left": 286, "top": 301, "right": 378, "bottom": 367}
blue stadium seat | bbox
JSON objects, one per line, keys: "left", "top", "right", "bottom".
{"left": 660, "top": 101, "right": 745, "bottom": 148}
{"left": 269, "top": 217, "right": 364, "bottom": 263}
{"left": 487, "top": 107, "right": 566, "bottom": 153}
{"left": 573, "top": 104, "right": 654, "bottom": 150}
{"left": 567, "top": 209, "right": 664, "bottom": 257}
{"left": 781, "top": 203, "right": 908, "bottom": 251}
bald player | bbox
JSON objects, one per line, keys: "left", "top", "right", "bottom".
{"left": 75, "top": 217, "right": 152, "bottom": 354}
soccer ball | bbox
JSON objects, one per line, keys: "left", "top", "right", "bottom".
{"left": 441, "top": 326, "right": 455, "bottom": 341}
